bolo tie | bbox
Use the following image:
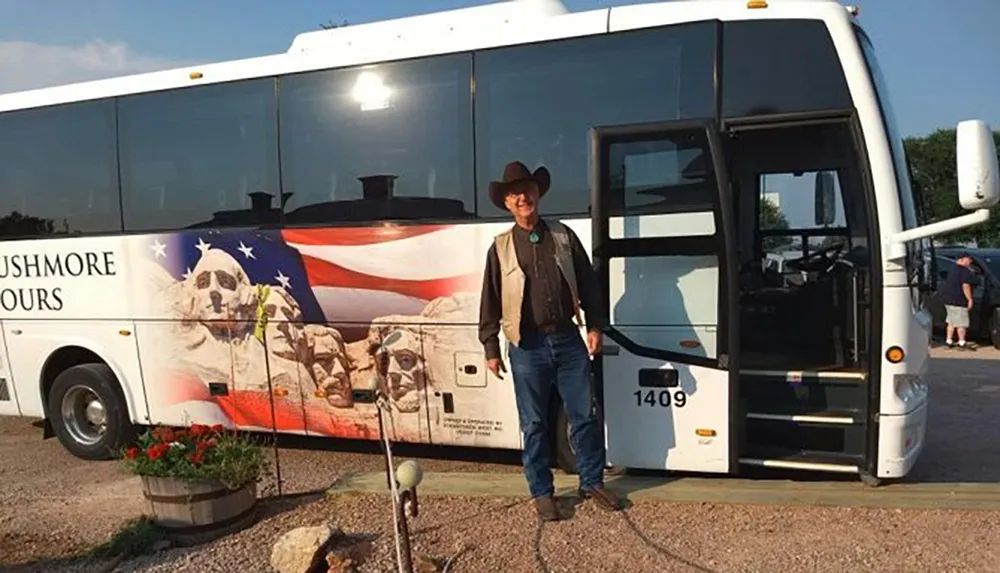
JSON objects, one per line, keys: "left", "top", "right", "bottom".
{"left": 528, "top": 230, "right": 540, "bottom": 244}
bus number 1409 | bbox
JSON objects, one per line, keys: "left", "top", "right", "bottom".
{"left": 634, "top": 389, "right": 687, "bottom": 408}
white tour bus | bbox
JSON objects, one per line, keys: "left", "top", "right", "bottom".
{"left": 0, "top": 0, "right": 997, "bottom": 486}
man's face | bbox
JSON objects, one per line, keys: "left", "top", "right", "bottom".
{"left": 959, "top": 256, "right": 972, "bottom": 267}
{"left": 502, "top": 181, "right": 539, "bottom": 219}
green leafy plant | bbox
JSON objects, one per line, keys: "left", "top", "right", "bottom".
{"left": 121, "top": 424, "right": 269, "bottom": 490}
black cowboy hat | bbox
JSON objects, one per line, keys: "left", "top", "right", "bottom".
{"left": 488, "top": 161, "right": 551, "bottom": 210}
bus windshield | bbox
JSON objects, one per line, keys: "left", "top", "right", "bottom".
{"left": 854, "top": 25, "right": 919, "bottom": 231}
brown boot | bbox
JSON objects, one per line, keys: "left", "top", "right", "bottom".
{"left": 579, "top": 485, "right": 624, "bottom": 511}
{"left": 533, "top": 495, "right": 562, "bottom": 521}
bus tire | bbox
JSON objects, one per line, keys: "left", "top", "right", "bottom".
{"left": 47, "top": 363, "right": 133, "bottom": 461}
{"left": 553, "top": 405, "right": 578, "bottom": 475}
{"left": 859, "top": 471, "right": 882, "bottom": 487}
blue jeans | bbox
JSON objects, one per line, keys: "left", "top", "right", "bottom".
{"left": 508, "top": 329, "right": 606, "bottom": 498}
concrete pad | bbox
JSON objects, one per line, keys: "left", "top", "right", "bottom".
{"left": 328, "top": 471, "right": 1000, "bottom": 510}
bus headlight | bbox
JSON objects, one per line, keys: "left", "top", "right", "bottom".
{"left": 893, "top": 373, "right": 927, "bottom": 398}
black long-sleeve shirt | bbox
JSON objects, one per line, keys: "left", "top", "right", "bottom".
{"left": 477, "top": 220, "right": 604, "bottom": 360}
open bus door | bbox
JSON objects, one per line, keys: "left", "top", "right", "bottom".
{"left": 0, "top": 322, "right": 21, "bottom": 416}
{"left": 590, "top": 119, "right": 740, "bottom": 474}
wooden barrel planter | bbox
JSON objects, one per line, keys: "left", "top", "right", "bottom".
{"left": 141, "top": 476, "right": 259, "bottom": 546}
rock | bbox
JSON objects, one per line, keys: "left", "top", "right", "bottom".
{"left": 326, "top": 537, "right": 373, "bottom": 572}
{"left": 325, "top": 550, "right": 355, "bottom": 573}
{"left": 152, "top": 539, "right": 172, "bottom": 552}
{"left": 413, "top": 554, "right": 441, "bottom": 573}
{"left": 270, "top": 523, "right": 343, "bottom": 573}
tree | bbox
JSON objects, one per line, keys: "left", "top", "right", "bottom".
{"left": 904, "top": 128, "right": 1000, "bottom": 247}
{"left": 320, "top": 19, "right": 350, "bottom": 29}
{"left": 759, "top": 196, "right": 793, "bottom": 252}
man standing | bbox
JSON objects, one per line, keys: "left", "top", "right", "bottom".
{"left": 941, "top": 252, "right": 977, "bottom": 350}
{"left": 478, "top": 161, "right": 624, "bottom": 521}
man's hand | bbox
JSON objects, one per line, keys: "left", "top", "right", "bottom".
{"left": 586, "top": 329, "right": 602, "bottom": 356}
{"left": 968, "top": 298, "right": 975, "bottom": 310}
{"left": 487, "top": 358, "right": 506, "bottom": 380}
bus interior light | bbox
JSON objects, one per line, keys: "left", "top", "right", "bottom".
{"left": 696, "top": 429, "right": 716, "bottom": 437}
{"left": 746, "top": 0, "right": 768, "bottom": 8}
{"left": 189, "top": 71, "right": 203, "bottom": 80}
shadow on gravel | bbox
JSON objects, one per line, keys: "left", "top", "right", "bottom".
{"left": 0, "top": 487, "right": 330, "bottom": 573}
{"left": 409, "top": 499, "right": 526, "bottom": 537}
{"left": 619, "top": 510, "right": 717, "bottom": 573}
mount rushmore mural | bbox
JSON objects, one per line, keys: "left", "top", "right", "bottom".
{"left": 129, "top": 224, "right": 523, "bottom": 448}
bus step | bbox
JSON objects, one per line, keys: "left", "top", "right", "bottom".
{"left": 739, "top": 449, "right": 862, "bottom": 473}
{"left": 740, "top": 369, "right": 868, "bottom": 385}
{"left": 744, "top": 413, "right": 866, "bottom": 458}
{"left": 745, "top": 409, "right": 862, "bottom": 425}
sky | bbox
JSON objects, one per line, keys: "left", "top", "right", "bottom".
{"left": 0, "top": 0, "right": 995, "bottom": 138}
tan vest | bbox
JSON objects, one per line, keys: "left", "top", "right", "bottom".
{"left": 494, "top": 219, "right": 582, "bottom": 347}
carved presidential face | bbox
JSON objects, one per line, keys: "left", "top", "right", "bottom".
{"left": 380, "top": 329, "right": 427, "bottom": 413}
{"left": 185, "top": 248, "right": 254, "bottom": 331}
{"left": 303, "top": 324, "right": 353, "bottom": 409}
{"left": 262, "top": 286, "right": 304, "bottom": 360}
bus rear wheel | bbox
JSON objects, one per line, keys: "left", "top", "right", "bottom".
{"left": 47, "top": 363, "right": 133, "bottom": 461}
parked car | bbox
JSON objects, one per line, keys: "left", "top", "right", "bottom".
{"left": 926, "top": 247, "right": 1000, "bottom": 349}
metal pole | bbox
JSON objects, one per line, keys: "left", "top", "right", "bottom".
{"left": 378, "top": 396, "right": 412, "bottom": 573}
{"left": 377, "top": 404, "right": 392, "bottom": 491}
{"left": 397, "top": 490, "right": 414, "bottom": 573}
{"left": 261, "top": 319, "right": 283, "bottom": 497}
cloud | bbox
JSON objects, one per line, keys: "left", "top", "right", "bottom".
{"left": 0, "top": 39, "right": 188, "bottom": 95}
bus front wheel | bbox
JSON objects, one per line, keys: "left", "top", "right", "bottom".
{"left": 47, "top": 363, "right": 133, "bottom": 461}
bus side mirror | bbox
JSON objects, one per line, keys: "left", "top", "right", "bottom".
{"left": 814, "top": 171, "right": 836, "bottom": 226}
{"left": 957, "top": 119, "right": 1000, "bottom": 211}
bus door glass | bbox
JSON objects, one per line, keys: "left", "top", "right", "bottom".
{"left": 0, "top": 323, "right": 20, "bottom": 416}
{"left": 590, "top": 119, "right": 739, "bottom": 473}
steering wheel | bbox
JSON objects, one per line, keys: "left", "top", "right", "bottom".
{"left": 786, "top": 242, "right": 845, "bottom": 273}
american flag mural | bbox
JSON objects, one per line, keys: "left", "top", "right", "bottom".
{"left": 132, "top": 223, "right": 495, "bottom": 442}
{"left": 147, "top": 225, "right": 483, "bottom": 329}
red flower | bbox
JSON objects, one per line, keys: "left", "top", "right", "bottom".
{"left": 189, "top": 424, "right": 211, "bottom": 438}
{"left": 187, "top": 451, "right": 205, "bottom": 466}
{"left": 211, "top": 424, "right": 225, "bottom": 433}
{"left": 195, "top": 439, "right": 215, "bottom": 453}
{"left": 124, "top": 447, "right": 139, "bottom": 460}
{"left": 146, "top": 443, "right": 169, "bottom": 461}
{"left": 152, "top": 427, "right": 175, "bottom": 443}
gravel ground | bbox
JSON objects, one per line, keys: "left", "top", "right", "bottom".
{"left": 12, "top": 493, "right": 1000, "bottom": 573}
{"left": 2, "top": 345, "right": 999, "bottom": 572}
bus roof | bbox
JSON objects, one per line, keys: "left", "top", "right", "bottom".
{"left": 0, "top": 0, "right": 858, "bottom": 114}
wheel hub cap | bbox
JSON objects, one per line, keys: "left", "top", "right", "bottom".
{"left": 61, "top": 385, "right": 107, "bottom": 446}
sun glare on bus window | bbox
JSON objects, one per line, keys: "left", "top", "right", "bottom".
{"left": 352, "top": 70, "right": 391, "bottom": 111}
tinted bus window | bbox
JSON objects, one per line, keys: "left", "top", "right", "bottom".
{"left": 722, "top": 19, "right": 853, "bottom": 118}
{"left": 279, "top": 53, "right": 475, "bottom": 224}
{"left": 118, "top": 78, "right": 280, "bottom": 232}
{"left": 474, "top": 23, "right": 717, "bottom": 218}
{"left": 0, "top": 100, "right": 121, "bottom": 238}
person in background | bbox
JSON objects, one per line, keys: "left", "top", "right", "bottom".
{"left": 477, "top": 160, "right": 625, "bottom": 521}
{"left": 941, "top": 252, "right": 977, "bottom": 350}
